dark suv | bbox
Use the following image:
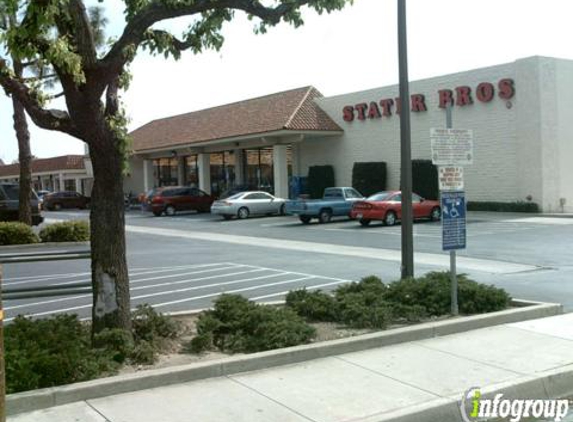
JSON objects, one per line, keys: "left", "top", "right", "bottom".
{"left": 0, "top": 183, "right": 44, "bottom": 225}
{"left": 146, "top": 186, "right": 216, "bottom": 216}
{"left": 43, "top": 191, "right": 90, "bottom": 211}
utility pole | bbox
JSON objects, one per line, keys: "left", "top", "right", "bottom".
{"left": 398, "top": 0, "right": 414, "bottom": 279}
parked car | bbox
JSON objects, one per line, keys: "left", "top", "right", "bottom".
{"left": 146, "top": 186, "right": 215, "bottom": 216}
{"left": 211, "top": 191, "right": 286, "bottom": 220}
{"left": 350, "top": 191, "right": 441, "bottom": 226}
{"left": 43, "top": 191, "right": 90, "bottom": 211}
{"left": 285, "top": 187, "right": 364, "bottom": 224}
{"left": 0, "top": 183, "right": 44, "bottom": 225}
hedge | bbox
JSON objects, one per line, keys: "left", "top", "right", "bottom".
{"left": 467, "top": 201, "right": 540, "bottom": 213}
{"left": 352, "top": 162, "right": 387, "bottom": 197}
{"left": 0, "top": 222, "right": 39, "bottom": 245}
{"left": 307, "top": 165, "right": 335, "bottom": 199}
{"left": 39, "top": 220, "right": 90, "bottom": 242}
{"left": 412, "top": 159, "right": 439, "bottom": 200}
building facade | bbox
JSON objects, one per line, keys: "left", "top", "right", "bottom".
{"left": 126, "top": 56, "right": 573, "bottom": 213}
{"left": 0, "top": 155, "right": 94, "bottom": 195}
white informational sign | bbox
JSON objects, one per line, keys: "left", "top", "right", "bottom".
{"left": 438, "top": 166, "right": 464, "bottom": 191}
{"left": 430, "top": 128, "right": 474, "bottom": 166}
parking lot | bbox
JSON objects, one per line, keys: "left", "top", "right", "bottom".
{"left": 4, "top": 208, "right": 573, "bottom": 318}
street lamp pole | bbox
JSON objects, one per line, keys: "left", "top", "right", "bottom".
{"left": 398, "top": 0, "right": 414, "bottom": 279}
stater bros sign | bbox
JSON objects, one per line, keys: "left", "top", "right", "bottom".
{"left": 342, "top": 79, "right": 515, "bottom": 122}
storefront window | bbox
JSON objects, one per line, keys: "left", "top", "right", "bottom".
{"left": 209, "top": 152, "right": 236, "bottom": 196}
{"left": 242, "top": 147, "right": 292, "bottom": 194}
{"left": 185, "top": 155, "right": 199, "bottom": 187}
{"left": 64, "top": 180, "right": 76, "bottom": 191}
{"left": 153, "top": 158, "right": 178, "bottom": 187}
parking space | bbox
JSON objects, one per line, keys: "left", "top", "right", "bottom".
{"left": 3, "top": 263, "right": 351, "bottom": 321}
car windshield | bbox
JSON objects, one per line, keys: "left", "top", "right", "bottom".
{"left": 227, "top": 193, "right": 245, "bottom": 200}
{"left": 2, "top": 185, "right": 37, "bottom": 200}
{"left": 367, "top": 192, "right": 392, "bottom": 201}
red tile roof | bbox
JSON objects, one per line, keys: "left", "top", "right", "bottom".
{"left": 0, "top": 155, "right": 86, "bottom": 178}
{"left": 130, "top": 86, "right": 342, "bottom": 153}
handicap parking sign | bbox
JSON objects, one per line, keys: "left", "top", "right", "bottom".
{"left": 441, "top": 191, "right": 466, "bottom": 250}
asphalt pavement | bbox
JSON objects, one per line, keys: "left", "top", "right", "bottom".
{"left": 3, "top": 209, "right": 573, "bottom": 320}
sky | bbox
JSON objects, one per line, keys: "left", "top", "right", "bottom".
{"left": 1, "top": 0, "right": 573, "bottom": 163}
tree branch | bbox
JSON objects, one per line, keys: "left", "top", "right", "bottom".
{"left": 101, "top": 0, "right": 311, "bottom": 73}
{"left": 0, "top": 60, "right": 80, "bottom": 138}
{"left": 67, "top": 0, "right": 98, "bottom": 67}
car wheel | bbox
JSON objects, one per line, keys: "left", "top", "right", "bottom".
{"left": 165, "top": 205, "right": 176, "bottom": 216}
{"left": 279, "top": 204, "right": 286, "bottom": 216}
{"left": 53, "top": 203, "right": 62, "bottom": 211}
{"left": 152, "top": 211, "right": 162, "bottom": 217}
{"left": 299, "top": 215, "right": 311, "bottom": 224}
{"left": 318, "top": 209, "right": 332, "bottom": 224}
{"left": 384, "top": 211, "right": 397, "bottom": 226}
{"left": 359, "top": 218, "right": 371, "bottom": 227}
{"left": 430, "top": 206, "right": 441, "bottom": 221}
{"left": 237, "top": 207, "right": 250, "bottom": 219}
{"left": 223, "top": 215, "right": 233, "bottom": 220}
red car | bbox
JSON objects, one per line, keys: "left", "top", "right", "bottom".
{"left": 146, "top": 186, "right": 215, "bottom": 216}
{"left": 350, "top": 191, "right": 441, "bottom": 226}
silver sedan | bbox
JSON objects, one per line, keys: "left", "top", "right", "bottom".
{"left": 211, "top": 191, "right": 287, "bottom": 220}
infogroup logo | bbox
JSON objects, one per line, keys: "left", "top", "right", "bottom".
{"left": 460, "top": 387, "right": 570, "bottom": 422}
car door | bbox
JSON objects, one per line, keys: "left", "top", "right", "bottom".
{"left": 257, "top": 192, "right": 277, "bottom": 214}
{"left": 240, "top": 193, "right": 261, "bottom": 214}
{"left": 412, "top": 193, "right": 425, "bottom": 218}
{"left": 389, "top": 194, "right": 402, "bottom": 218}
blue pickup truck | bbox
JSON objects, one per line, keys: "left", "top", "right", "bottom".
{"left": 286, "top": 187, "right": 364, "bottom": 224}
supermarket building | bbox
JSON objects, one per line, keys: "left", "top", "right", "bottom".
{"left": 125, "top": 56, "right": 573, "bottom": 213}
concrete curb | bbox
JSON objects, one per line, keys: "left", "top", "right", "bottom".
{"left": 0, "top": 241, "right": 89, "bottom": 251}
{"left": 368, "top": 365, "right": 573, "bottom": 422}
{"left": 6, "top": 299, "right": 562, "bottom": 416}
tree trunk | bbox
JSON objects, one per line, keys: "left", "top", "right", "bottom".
{"left": 88, "top": 138, "right": 131, "bottom": 336}
{"left": 12, "top": 59, "right": 33, "bottom": 226}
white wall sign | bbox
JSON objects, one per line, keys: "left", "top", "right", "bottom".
{"left": 430, "top": 128, "right": 474, "bottom": 166}
{"left": 439, "top": 166, "right": 464, "bottom": 191}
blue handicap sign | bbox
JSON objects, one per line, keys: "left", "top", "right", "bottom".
{"left": 441, "top": 191, "right": 466, "bottom": 250}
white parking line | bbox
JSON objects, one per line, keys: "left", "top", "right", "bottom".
{"left": 5, "top": 265, "right": 245, "bottom": 310}
{"left": 251, "top": 278, "right": 352, "bottom": 301}
{"left": 151, "top": 276, "right": 315, "bottom": 308}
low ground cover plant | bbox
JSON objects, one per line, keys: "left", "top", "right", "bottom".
{"left": 286, "top": 272, "right": 511, "bottom": 328}
{"left": 190, "top": 294, "right": 316, "bottom": 354}
{"left": 5, "top": 305, "right": 180, "bottom": 394}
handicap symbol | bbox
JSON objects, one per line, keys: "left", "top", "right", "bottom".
{"left": 450, "top": 204, "right": 460, "bottom": 218}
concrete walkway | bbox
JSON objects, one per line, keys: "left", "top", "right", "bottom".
{"left": 9, "top": 313, "right": 573, "bottom": 422}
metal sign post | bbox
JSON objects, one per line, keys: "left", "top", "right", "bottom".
{"left": 431, "top": 105, "right": 472, "bottom": 316}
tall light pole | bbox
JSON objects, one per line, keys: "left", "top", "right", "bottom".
{"left": 398, "top": 0, "right": 414, "bottom": 279}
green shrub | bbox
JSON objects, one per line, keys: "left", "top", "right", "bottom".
{"left": 411, "top": 159, "right": 439, "bottom": 200}
{"left": 5, "top": 315, "right": 115, "bottom": 394}
{"left": 285, "top": 289, "right": 337, "bottom": 322}
{"left": 93, "top": 328, "right": 135, "bottom": 364}
{"left": 0, "top": 222, "right": 39, "bottom": 245}
{"left": 467, "top": 201, "right": 540, "bottom": 213}
{"left": 333, "top": 276, "right": 392, "bottom": 329}
{"left": 385, "top": 272, "right": 511, "bottom": 316}
{"left": 352, "top": 162, "right": 387, "bottom": 197}
{"left": 132, "top": 304, "right": 180, "bottom": 344}
{"left": 308, "top": 165, "right": 335, "bottom": 199}
{"left": 39, "top": 220, "right": 90, "bottom": 242}
{"left": 191, "top": 294, "right": 316, "bottom": 354}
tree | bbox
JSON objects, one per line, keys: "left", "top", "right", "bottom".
{"left": 0, "top": 0, "right": 352, "bottom": 337}
{"left": 1, "top": 3, "right": 107, "bottom": 226}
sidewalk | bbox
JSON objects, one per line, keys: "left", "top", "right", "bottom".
{"left": 9, "top": 313, "right": 573, "bottom": 422}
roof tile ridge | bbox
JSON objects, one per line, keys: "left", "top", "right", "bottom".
{"left": 284, "top": 86, "right": 317, "bottom": 129}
